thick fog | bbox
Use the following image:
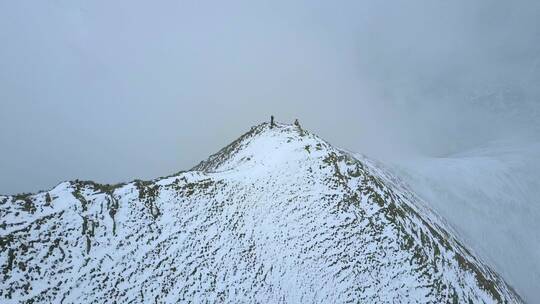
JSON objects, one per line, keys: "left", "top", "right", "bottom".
{"left": 1, "top": 0, "right": 540, "bottom": 300}
{"left": 1, "top": 1, "right": 539, "bottom": 193}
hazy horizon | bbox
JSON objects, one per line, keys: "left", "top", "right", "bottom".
{"left": 2, "top": 0, "right": 540, "bottom": 194}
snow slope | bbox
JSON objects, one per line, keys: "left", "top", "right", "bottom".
{"left": 0, "top": 123, "right": 522, "bottom": 303}
{"left": 394, "top": 140, "right": 540, "bottom": 303}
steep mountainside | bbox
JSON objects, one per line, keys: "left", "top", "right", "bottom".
{"left": 0, "top": 123, "right": 522, "bottom": 303}
{"left": 394, "top": 141, "right": 540, "bottom": 302}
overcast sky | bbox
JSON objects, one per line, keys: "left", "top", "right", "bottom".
{"left": 1, "top": 0, "right": 539, "bottom": 194}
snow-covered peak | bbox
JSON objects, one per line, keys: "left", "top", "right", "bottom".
{"left": 193, "top": 122, "right": 331, "bottom": 173}
{"left": 0, "top": 122, "right": 523, "bottom": 303}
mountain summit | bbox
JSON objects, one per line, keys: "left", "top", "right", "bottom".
{"left": 0, "top": 122, "right": 522, "bottom": 303}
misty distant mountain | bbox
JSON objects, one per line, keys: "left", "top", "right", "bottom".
{"left": 394, "top": 140, "right": 540, "bottom": 303}
{"left": 0, "top": 123, "right": 522, "bottom": 303}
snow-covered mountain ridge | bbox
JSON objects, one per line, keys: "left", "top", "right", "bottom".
{"left": 0, "top": 122, "right": 522, "bottom": 303}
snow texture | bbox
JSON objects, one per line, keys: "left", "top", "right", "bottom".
{"left": 0, "top": 123, "right": 523, "bottom": 303}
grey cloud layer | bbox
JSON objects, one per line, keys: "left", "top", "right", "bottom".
{"left": 1, "top": 0, "right": 539, "bottom": 193}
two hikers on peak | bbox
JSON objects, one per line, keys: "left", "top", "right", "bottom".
{"left": 270, "top": 116, "right": 300, "bottom": 129}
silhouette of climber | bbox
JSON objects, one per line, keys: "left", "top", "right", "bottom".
{"left": 270, "top": 115, "right": 275, "bottom": 128}
{"left": 294, "top": 118, "right": 304, "bottom": 136}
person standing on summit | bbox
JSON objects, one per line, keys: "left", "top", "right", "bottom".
{"left": 270, "top": 115, "right": 275, "bottom": 128}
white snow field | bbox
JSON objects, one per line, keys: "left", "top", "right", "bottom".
{"left": 395, "top": 140, "right": 540, "bottom": 303}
